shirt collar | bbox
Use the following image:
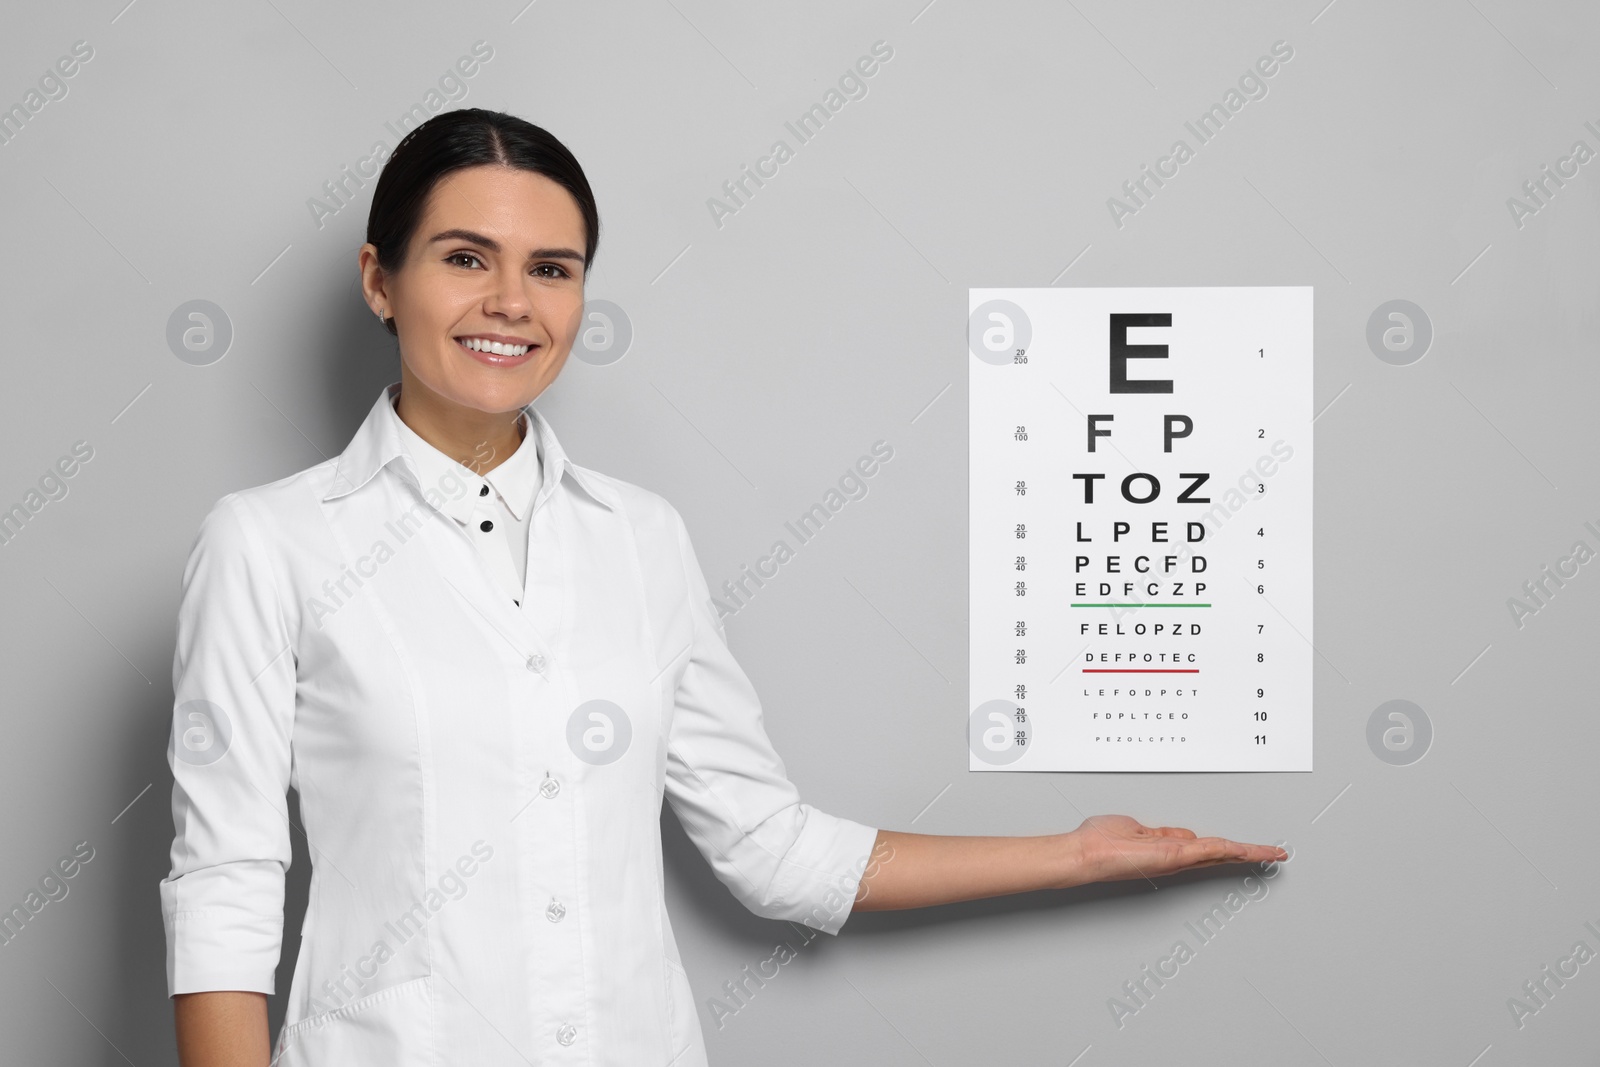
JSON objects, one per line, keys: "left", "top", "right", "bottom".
{"left": 395, "top": 396, "right": 543, "bottom": 523}
{"left": 322, "top": 382, "right": 619, "bottom": 514}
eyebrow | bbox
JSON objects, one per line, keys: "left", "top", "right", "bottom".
{"left": 426, "top": 228, "right": 585, "bottom": 264}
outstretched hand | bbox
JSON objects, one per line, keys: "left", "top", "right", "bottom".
{"left": 1067, "top": 815, "right": 1287, "bottom": 886}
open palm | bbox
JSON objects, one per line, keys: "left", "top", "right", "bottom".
{"left": 1070, "top": 814, "right": 1287, "bottom": 886}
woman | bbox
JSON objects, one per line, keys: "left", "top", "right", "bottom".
{"left": 163, "top": 108, "right": 1286, "bottom": 1066}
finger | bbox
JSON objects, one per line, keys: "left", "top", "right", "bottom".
{"left": 1215, "top": 839, "right": 1288, "bottom": 863}
{"left": 1190, "top": 838, "right": 1239, "bottom": 863}
{"left": 1160, "top": 838, "right": 1240, "bottom": 868}
{"left": 1183, "top": 838, "right": 1284, "bottom": 866}
{"left": 1244, "top": 841, "right": 1289, "bottom": 863}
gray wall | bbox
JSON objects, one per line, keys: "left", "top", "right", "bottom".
{"left": 2, "top": 0, "right": 1596, "bottom": 1062}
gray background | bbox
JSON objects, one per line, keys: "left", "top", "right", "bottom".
{"left": 2, "top": 0, "right": 1596, "bottom": 1063}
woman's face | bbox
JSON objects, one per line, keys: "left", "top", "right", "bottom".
{"left": 373, "top": 164, "right": 588, "bottom": 416}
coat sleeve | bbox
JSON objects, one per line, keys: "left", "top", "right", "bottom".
{"left": 662, "top": 505, "right": 880, "bottom": 935}
{"left": 159, "top": 492, "right": 297, "bottom": 994}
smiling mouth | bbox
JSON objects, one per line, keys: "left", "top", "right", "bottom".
{"left": 455, "top": 336, "right": 539, "bottom": 366}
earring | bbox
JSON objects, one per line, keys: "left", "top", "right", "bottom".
{"left": 376, "top": 307, "right": 386, "bottom": 324}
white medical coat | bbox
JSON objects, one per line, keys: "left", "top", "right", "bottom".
{"left": 160, "top": 382, "right": 880, "bottom": 1065}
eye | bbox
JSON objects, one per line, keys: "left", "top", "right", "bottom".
{"left": 446, "top": 251, "right": 485, "bottom": 269}
{"left": 531, "top": 263, "right": 571, "bottom": 279}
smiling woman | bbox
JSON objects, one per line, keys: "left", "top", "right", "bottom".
{"left": 163, "top": 108, "right": 1286, "bottom": 1067}
{"left": 358, "top": 125, "right": 597, "bottom": 460}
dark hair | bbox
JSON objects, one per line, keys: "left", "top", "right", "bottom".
{"left": 365, "top": 108, "right": 601, "bottom": 337}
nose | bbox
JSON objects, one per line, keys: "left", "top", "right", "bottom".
{"left": 485, "top": 271, "right": 532, "bottom": 321}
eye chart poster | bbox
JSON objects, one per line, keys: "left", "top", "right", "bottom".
{"left": 968, "top": 287, "right": 1313, "bottom": 772}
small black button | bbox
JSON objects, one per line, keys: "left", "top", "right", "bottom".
{"left": 479, "top": 485, "right": 489, "bottom": 496}
{"left": 480, "top": 519, "right": 494, "bottom": 532}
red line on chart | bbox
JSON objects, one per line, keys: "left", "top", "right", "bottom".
{"left": 1082, "top": 669, "right": 1199, "bottom": 673}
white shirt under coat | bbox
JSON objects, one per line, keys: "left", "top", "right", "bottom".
{"left": 388, "top": 389, "right": 541, "bottom": 605}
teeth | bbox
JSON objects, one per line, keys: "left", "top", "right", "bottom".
{"left": 459, "top": 337, "right": 531, "bottom": 356}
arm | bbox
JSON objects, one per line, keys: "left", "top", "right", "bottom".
{"left": 663, "top": 506, "right": 881, "bottom": 934}
{"left": 853, "top": 816, "right": 1288, "bottom": 911}
{"left": 162, "top": 494, "right": 297, "bottom": 1059}
{"left": 174, "top": 992, "right": 269, "bottom": 1067}
{"left": 661, "top": 507, "right": 1285, "bottom": 926}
